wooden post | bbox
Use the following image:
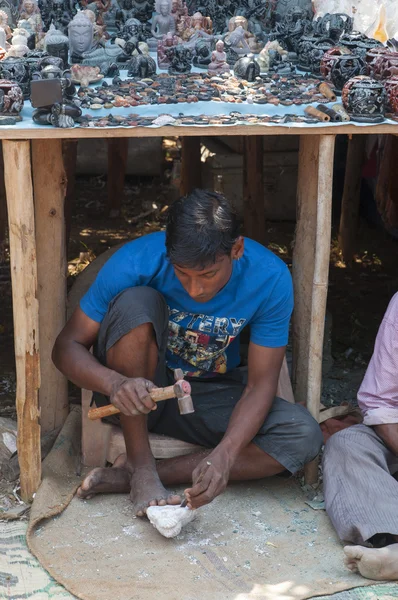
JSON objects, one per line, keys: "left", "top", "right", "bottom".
{"left": 243, "top": 136, "right": 265, "bottom": 243}
{"left": 0, "top": 143, "right": 6, "bottom": 251}
{"left": 179, "top": 137, "right": 202, "bottom": 196}
{"left": 3, "top": 140, "right": 41, "bottom": 501}
{"left": 107, "top": 138, "right": 129, "bottom": 217}
{"left": 62, "top": 139, "right": 78, "bottom": 248}
{"left": 338, "top": 135, "right": 366, "bottom": 265}
{"left": 292, "top": 135, "right": 336, "bottom": 484}
{"left": 32, "top": 139, "right": 69, "bottom": 434}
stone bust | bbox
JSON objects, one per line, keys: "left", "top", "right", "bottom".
{"left": 68, "top": 12, "right": 94, "bottom": 56}
{"left": 151, "top": 0, "right": 175, "bottom": 40}
{"left": 44, "top": 23, "right": 69, "bottom": 65}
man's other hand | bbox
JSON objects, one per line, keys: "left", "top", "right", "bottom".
{"left": 183, "top": 448, "right": 233, "bottom": 509}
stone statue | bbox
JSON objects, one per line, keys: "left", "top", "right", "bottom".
{"left": 0, "top": 26, "right": 6, "bottom": 49}
{"left": 68, "top": 12, "right": 94, "bottom": 58}
{"left": 44, "top": 23, "right": 69, "bottom": 66}
{"left": 148, "top": 0, "right": 175, "bottom": 49}
{"left": 171, "top": 0, "right": 187, "bottom": 25}
{"left": 0, "top": 10, "right": 12, "bottom": 41}
{"left": 127, "top": 43, "right": 156, "bottom": 76}
{"left": 167, "top": 42, "right": 192, "bottom": 73}
{"left": 157, "top": 31, "right": 178, "bottom": 68}
{"left": 274, "top": 0, "right": 312, "bottom": 22}
{"left": 7, "top": 28, "right": 30, "bottom": 56}
{"left": 224, "top": 16, "right": 261, "bottom": 53}
{"left": 82, "top": 8, "right": 106, "bottom": 45}
{"left": 257, "top": 40, "right": 288, "bottom": 71}
{"left": 192, "top": 37, "right": 213, "bottom": 66}
{"left": 208, "top": 39, "right": 229, "bottom": 74}
{"left": 42, "top": 0, "right": 75, "bottom": 33}
{"left": 19, "top": 0, "right": 43, "bottom": 39}
{"left": 224, "top": 24, "right": 250, "bottom": 55}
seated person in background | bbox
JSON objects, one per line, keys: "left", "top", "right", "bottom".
{"left": 323, "top": 292, "right": 398, "bottom": 581}
{"left": 53, "top": 189, "right": 323, "bottom": 516}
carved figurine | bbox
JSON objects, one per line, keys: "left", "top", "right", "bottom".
{"left": 342, "top": 75, "right": 386, "bottom": 123}
{"left": 0, "top": 10, "right": 12, "bottom": 41}
{"left": 176, "top": 13, "right": 213, "bottom": 48}
{"left": 267, "top": 6, "right": 311, "bottom": 54}
{"left": 44, "top": 23, "right": 69, "bottom": 66}
{"left": 208, "top": 39, "right": 229, "bottom": 74}
{"left": 171, "top": 0, "right": 187, "bottom": 25}
{"left": 257, "top": 40, "right": 288, "bottom": 72}
{"left": 0, "top": 26, "right": 6, "bottom": 50}
{"left": 68, "top": 12, "right": 94, "bottom": 60}
{"left": 42, "top": 0, "right": 75, "bottom": 34}
{"left": 6, "top": 28, "right": 29, "bottom": 57}
{"left": 115, "top": 0, "right": 136, "bottom": 31}
{"left": 313, "top": 12, "right": 353, "bottom": 42}
{"left": 31, "top": 70, "right": 80, "bottom": 127}
{"left": 0, "top": 0, "right": 18, "bottom": 28}
{"left": 0, "top": 79, "right": 24, "bottom": 118}
{"left": 127, "top": 44, "right": 156, "bottom": 76}
{"left": 274, "top": 0, "right": 312, "bottom": 22}
{"left": 147, "top": 505, "right": 196, "bottom": 539}
{"left": 167, "top": 42, "right": 192, "bottom": 74}
{"left": 19, "top": 0, "right": 43, "bottom": 42}
{"left": 148, "top": 0, "right": 176, "bottom": 50}
{"left": 157, "top": 31, "right": 178, "bottom": 69}
{"left": 82, "top": 8, "right": 106, "bottom": 46}
{"left": 192, "top": 37, "right": 213, "bottom": 67}
{"left": 81, "top": 0, "right": 111, "bottom": 29}
{"left": 224, "top": 16, "right": 261, "bottom": 54}
{"left": 0, "top": 55, "right": 30, "bottom": 97}
{"left": 234, "top": 53, "right": 260, "bottom": 81}
{"left": 330, "top": 54, "right": 367, "bottom": 93}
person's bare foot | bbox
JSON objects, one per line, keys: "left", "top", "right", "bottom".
{"left": 129, "top": 465, "right": 181, "bottom": 517}
{"left": 77, "top": 453, "right": 181, "bottom": 516}
{"left": 344, "top": 544, "right": 398, "bottom": 580}
{"left": 77, "top": 454, "right": 130, "bottom": 500}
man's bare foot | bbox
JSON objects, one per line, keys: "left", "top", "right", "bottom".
{"left": 77, "top": 453, "right": 181, "bottom": 516}
{"left": 344, "top": 544, "right": 398, "bottom": 580}
{"left": 77, "top": 454, "right": 130, "bottom": 499}
{"left": 129, "top": 465, "right": 181, "bottom": 517}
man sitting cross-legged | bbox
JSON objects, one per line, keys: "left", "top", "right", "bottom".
{"left": 53, "top": 189, "right": 323, "bottom": 516}
{"left": 323, "top": 292, "right": 398, "bottom": 581}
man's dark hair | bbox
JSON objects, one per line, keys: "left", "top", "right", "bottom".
{"left": 166, "top": 189, "right": 240, "bottom": 269}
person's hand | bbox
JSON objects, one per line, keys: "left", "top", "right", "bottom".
{"left": 184, "top": 448, "right": 233, "bottom": 509}
{"left": 110, "top": 376, "right": 158, "bottom": 417}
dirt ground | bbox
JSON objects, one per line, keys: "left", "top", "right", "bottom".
{"left": 0, "top": 150, "right": 397, "bottom": 421}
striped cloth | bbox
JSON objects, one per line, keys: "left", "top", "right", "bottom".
{"left": 358, "top": 292, "right": 398, "bottom": 426}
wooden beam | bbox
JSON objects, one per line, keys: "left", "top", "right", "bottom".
{"left": 179, "top": 137, "right": 202, "bottom": 196}
{"left": 62, "top": 139, "right": 78, "bottom": 248}
{"left": 3, "top": 139, "right": 41, "bottom": 501}
{"left": 0, "top": 143, "right": 6, "bottom": 252}
{"left": 338, "top": 135, "right": 366, "bottom": 265}
{"left": 292, "top": 135, "right": 336, "bottom": 484}
{"left": 243, "top": 136, "right": 265, "bottom": 243}
{"left": 107, "top": 138, "right": 129, "bottom": 217}
{"left": 32, "top": 139, "right": 69, "bottom": 434}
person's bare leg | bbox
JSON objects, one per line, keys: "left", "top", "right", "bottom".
{"left": 77, "top": 323, "right": 180, "bottom": 515}
{"left": 344, "top": 537, "right": 398, "bottom": 581}
{"left": 157, "top": 443, "right": 285, "bottom": 485}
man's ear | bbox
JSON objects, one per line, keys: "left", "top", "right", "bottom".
{"left": 232, "top": 236, "right": 244, "bottom": 260}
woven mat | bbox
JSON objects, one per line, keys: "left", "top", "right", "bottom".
{"left": 23, "top": 406, "right": 398, "bottom": 600}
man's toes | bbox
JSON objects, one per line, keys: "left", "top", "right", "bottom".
{"left": 149, "top": 499, "right": 158, "bottom": 507}
{"left": 158, "top": 498, "right": 167, "bottom": 506}
{"left": 344, "top": 545, "right": 364, "bottom": 561}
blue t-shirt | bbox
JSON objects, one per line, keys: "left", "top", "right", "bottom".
{"left": 80, "top": 231, "right": 293, "bottom": 377}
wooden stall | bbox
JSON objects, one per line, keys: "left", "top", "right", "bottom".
{"left": 2, "top": 122, "right": 397, "bottom": 500}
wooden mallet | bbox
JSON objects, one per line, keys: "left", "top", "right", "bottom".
{"left": 87, "top": 368, "right": 194, "bottom": 420}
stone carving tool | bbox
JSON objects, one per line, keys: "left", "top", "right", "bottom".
{"left": 180, "top": 460, "right": 212, "bottom": 507}
{"left": 87, "top": 368, "right": 194, "bottom": 420}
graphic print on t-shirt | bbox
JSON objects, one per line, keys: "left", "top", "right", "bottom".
{"left": 167, "top": 307, "right": 246, "bottom": 377}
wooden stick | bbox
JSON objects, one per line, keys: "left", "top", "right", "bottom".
{"left": 243, "top": 136, "right": 265, "bottom": 243}
{"left": 180, "top": 137, "right": 202, "bottom": 196}
{"left": 3, "top": 140, "right": 41, "bottom": 501}
{"left": 338, "top": 135, "right": 366, "bottom": 266}
{"left": 32, "top": 139, "right": 69, "bottom": 434}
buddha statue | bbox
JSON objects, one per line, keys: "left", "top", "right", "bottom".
{"left": 0, "top": 26, "right": 5, "bottom": 49}
{"left": 208, "top": 39, "right": 229, "bottom": 74}
{"left": 157, "top": 31, "right": 178, "bottom": 69}
{"left": 148, "top": 0, "right": 175, "bottom": 50}
{"left": 68, "top": 12, "right": 94, "bottom": 58}
{"left": 44, "top": 23, "right": 69, "bottom": 67}
{"left": 0, "top": 10, "right": 12, "bottom": 42}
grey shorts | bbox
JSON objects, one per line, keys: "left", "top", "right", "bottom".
{"left": 93, "top": 287, "right": 323, "bottom": 474}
